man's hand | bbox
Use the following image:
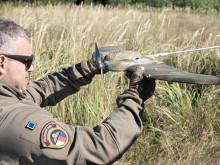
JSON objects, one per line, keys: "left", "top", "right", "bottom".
{"left": 127, "top": 66, "right": 155, "bottom": 102}
{"left": 79, "top": 46, "right": 123, "bottom": 79}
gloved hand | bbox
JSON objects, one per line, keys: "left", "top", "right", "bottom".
{"left": 126, "top": 66, "right": 156, "bottom": 102}
{"left": 78, "top": 46, "right": 123, "bottom": 79}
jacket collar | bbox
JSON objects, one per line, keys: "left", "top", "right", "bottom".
{"left": 0, "top": 80, "right": 27, "bottom": 100}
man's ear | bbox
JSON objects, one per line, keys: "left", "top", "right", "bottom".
{"left": 0, "top": 55, "right": 7, "bottom": 75}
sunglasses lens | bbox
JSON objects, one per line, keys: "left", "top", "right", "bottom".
{"left": 26, "top": 60, "right": 32, "bottom": 70}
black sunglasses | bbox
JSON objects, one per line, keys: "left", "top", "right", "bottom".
{"left": 1, "top": 54, "right": 34, "bottom": 70}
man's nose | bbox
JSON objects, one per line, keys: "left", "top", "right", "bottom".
{"left": 28, "top": 65, "right": 34, "bottom": 72}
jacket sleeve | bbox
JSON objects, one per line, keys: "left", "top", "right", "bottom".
{"left": 25, "top": 63, "right": 92, "bottom": 107}
{"left": 77, "top": 92, "right": 144, "bottom": 164}
{"left": 1, "top": 92, "right": 144, "bottom": 165}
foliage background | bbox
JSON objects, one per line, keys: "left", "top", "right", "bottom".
{"left": 1, "top": 0, "right": 220, "bottom": 12}
{"left": 0, "top": 1, "right": 220, "bottom": 164}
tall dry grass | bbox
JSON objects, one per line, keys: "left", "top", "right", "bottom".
{"left": 1, "top": 3, "right": 220, "bottom": 164}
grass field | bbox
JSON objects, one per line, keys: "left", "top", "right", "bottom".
{"left": 1, "top": 3, "right": 220, "bottom": 164}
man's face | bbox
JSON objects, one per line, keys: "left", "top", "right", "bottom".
{"left": 1, "top": 37, "right": 34, "bottom": 92}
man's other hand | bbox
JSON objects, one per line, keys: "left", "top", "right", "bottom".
{"left": 127, "top": 66, "right": 155, "bottom": 102}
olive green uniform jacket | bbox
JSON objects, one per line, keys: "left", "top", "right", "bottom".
{"left": 0, "top": 64, "right": 144, "bottom": 165}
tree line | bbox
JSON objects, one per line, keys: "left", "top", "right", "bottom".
{"left": 1, "top": 0, "right": 220, "bottom": 12}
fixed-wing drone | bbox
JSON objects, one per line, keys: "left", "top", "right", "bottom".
{"left": 94, "top": 43, "right": 220, "bottom": 85}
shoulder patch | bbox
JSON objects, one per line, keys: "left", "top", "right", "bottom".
{"left": 41, "top": 121, "right": 69, "bottom": 149}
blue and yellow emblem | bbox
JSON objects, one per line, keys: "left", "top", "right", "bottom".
{"left": 26, "top": 122, "right": 36, "bottom": 130}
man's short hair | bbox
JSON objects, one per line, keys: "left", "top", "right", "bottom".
{"left": 0, "top": 18, "right": 29, "bottom": 54}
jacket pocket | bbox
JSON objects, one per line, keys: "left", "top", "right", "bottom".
{"left": 20, "top": 113, "right": 50, "bottom": 146}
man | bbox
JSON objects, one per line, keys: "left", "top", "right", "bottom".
{"left": 0, "top": 18, "right": 155, "bottom": 165}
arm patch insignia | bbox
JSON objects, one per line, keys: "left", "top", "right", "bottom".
{"left": 41, "top": 121, "right": 69, "bottom": 149}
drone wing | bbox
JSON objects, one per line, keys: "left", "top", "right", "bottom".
{"left": 94, "top": 44, "right": 220, "bottom": 85}
{"left": 143, "top": 64, "right": 220, "bottom": 85}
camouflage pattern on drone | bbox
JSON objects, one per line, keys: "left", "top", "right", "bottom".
{"left": 95, "top": 44, "right": 220, "bottom": 85}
